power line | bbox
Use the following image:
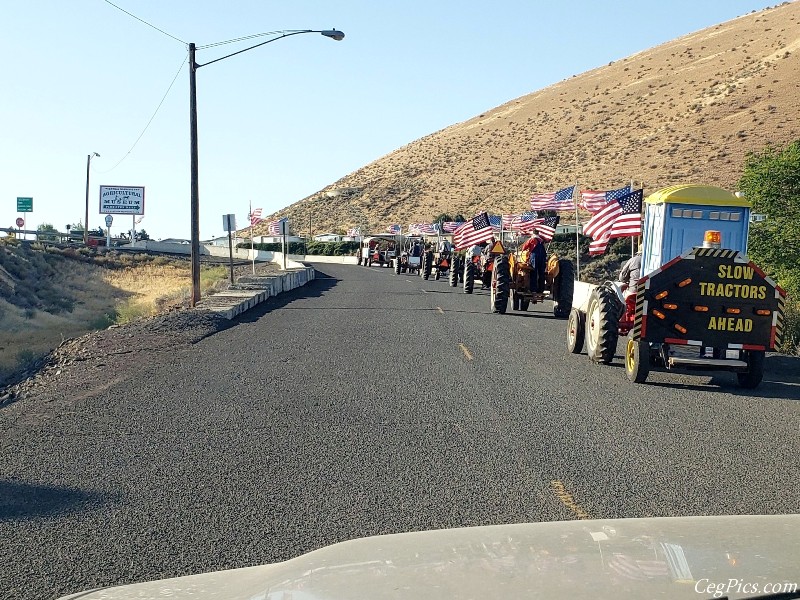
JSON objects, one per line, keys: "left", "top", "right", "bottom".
{"left": 101, "top": 0, "right": 187, "bottom": 45}
{"left": 95, "top": 52, "right": 188, "bottom": 174}
{"left": 196, "top": 30, "right": 296, "bottom": 50}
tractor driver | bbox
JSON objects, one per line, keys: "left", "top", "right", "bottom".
{"left": 520, "top": 233, "right": 547, "bottom": 292}
{"left": 618, "top": 245, "right": 643, "bottom": 296}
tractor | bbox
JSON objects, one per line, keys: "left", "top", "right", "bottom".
{"left": 487, "top": 239, "right": 574, "bottom": 316}
{"left": 568, "top": 184, "right": 785, "bottom": 388}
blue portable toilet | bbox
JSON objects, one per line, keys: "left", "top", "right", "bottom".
{"left": 641, "top": 184, "right": 751, "bottom": 275}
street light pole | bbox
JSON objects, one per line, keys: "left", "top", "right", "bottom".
{"left": 84, "top": 152, "right": 100, "bottom": 245}
{"left": 187, "top": 29, "right": 344, "bottom": 307}
{"left": 189, "top": 43, "right": 201, "bottom": 306}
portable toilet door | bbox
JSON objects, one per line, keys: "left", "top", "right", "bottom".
{"left": 641, "top": 184, "right": 751, "bottom": 275}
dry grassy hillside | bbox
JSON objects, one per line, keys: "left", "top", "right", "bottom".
{"left": 255, "top": 2, "right": 800, "bottom": 235}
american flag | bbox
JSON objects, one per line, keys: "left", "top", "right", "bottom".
{"left": 520, "top": 216, "right": 560, "bottom": 241}
{"left": 506, "top": 211, "right": 538, "bottom": 230}
{"left": 442, "top": 221, "right": 464, "bottom": 233}
{"left": 409, "top": 222, "right": 437, "bottom": 235}
{"left": 584, "top": 189, "right": 643, "bottom": 255}
{"left": 266, "top": 217, "right": 288, "bottom": 235}
{"left": 249, "top": 208, "right": 263, "bottom": 226}
{"left": 452, "top": 212, "right": 495, "bottom": 250}
{"left": 501, "top": 214, "right": 519, "bottom": 229}
{"left": 530, "top": 185, "right": 576, "bottom": 211}
{"left": 488, "top": 215, "right": 502, "bottom": 231}
{"left": 580, "top": 185, "right": 631, "bottom": 213}
{"left": 347, "top": 227, "right": 361, "bottom": 236}
{"left": 385, "top": 224, "right": 401, "bottom": 234}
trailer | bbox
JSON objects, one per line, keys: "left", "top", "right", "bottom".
{"left": 569, "top": 185, "right": 785, "bottom": 388}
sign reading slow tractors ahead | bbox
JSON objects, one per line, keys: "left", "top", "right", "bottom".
{"left": 632, "top": 247, "right": 786, "bottom": 351}
{"left": 99, "top": 185, "right": 145, "bottom": 215}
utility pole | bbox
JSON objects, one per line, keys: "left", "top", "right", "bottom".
{"left": 189, "top": 42, "right": 201, "bottom": 306}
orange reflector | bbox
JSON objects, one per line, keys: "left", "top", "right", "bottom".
{"left": 755, "top": 309, "right": 771, "bottom": 316}
{"left": 655, "top": 291, "right": 669, "bottom": 300}
{"left": 652, "top": 309, "right": 666, "bottom": 320}
{"left": 693, "top": 305, "right": 709, "bottom": 312}
{"left": 663, "top": 303, "right": 678, "bottom": 310}
{"left": 726, "top": 307, "right": 741, "bottom": 314}
{"left": 441, "top": 260, "right": 449, "bottom": 268}
{"left": 704, "top": 230, "right": 722, "bottom": 245}
{"left": 674, "top": 324, "right": 687, "bottom": 334}
{"left": 677, "top": 278, "right": 692, "bottom": 288}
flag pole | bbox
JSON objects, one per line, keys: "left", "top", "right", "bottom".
{"left": 574, "top": 180, "right": 580, "bottom": 282}
{"left": 250, "top": 201, "right": 256, "bottom": 274}
{"left": 630, "top": 178, "right": 636, "bottom": 257}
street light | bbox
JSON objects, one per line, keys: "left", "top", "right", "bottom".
{"left": 188, "top": 28, "right": 345, "bottom": 306}
{"left": 84, "top": 152, "right": 100, "bottom": 245}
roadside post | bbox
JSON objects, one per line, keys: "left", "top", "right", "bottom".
{"left": 223, "top": 214, "right": 237, "bottom": 284}
{"left": 105, "top": 215, "right": 113, "bottom": 247}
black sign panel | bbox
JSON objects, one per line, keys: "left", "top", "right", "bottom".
{"left": 633, "top": 249, "right": 783, "bottom": 349}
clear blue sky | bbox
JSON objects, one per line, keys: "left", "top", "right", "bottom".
{"left": 1, "top": 0, "right": 780, "bottom": 241}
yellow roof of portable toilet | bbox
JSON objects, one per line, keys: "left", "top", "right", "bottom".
{"left": 645, "top": 184, "right": 751, "bottom": 207}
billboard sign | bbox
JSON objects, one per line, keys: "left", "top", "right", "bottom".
{"left": 99, "top": 186, "right": 145, "bottom": 215}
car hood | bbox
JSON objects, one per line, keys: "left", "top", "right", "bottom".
{"left": 59, "top": 515, "right": 799, "bottom": 600}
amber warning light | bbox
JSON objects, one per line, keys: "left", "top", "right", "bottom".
{"left": 703, "top": 230, "right": 722, "bottom": 248}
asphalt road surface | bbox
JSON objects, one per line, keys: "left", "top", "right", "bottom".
{"left": 2, "top": 262, "right": 799, "bottom": 599}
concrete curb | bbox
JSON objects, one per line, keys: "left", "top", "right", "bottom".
{"left": 195, "top": 266, "right": 316, "bottom": 319}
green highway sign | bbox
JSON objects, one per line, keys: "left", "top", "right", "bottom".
{"left": 16, "top": 197, "right": 33, "bottom": 212}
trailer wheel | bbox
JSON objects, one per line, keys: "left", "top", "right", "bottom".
{"left": 512, "top": 290, "right": 521, "bottom": 311}
{"left": 567, "top": 308, "right": 585, "bottom": 354}
{"left": 553, "top": 259, "right": 574, "bottom": 319}
{"left": 520, "top": 299, "right": 530, "bottom": 311}
{"left": 463, "top": 260, "right": 475, "bottom": 294}
{"left": 491, "top": 256, "right": 510, "bottom": 314}
{"left": 737, "top": 350, "right": 765, "bottom": 389}
{"left": 585, "top": 286, "right": 620, "bottom": 364}
{"left": 449, "top": 256, "right": 459, "bottom": 287}
{"left": 624, "top": 334, "right": 650, "bottom": 383}
{"left": 394, "top": 258, "right": 401, "bottom": 274}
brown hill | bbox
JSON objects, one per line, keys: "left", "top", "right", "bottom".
{"left": 254, "top": 2, "right": 800, "bottom": 236}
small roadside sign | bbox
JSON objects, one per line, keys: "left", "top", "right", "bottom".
{"left": 489, "top": 240, "right": 505, "bottom": 254}
{"left": 17, "top": 197, "right": 33, "bottom": 212}
{"left": 222, "top": 214, "right": 236, "bottom": 232}
{"left": 105, "top": 215, "right": 113, "bottom": 227}
{"left": 15, "top": 217, "right": 24, "bottom": 228}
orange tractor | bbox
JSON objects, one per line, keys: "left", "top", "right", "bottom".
{"left": 488, "top": 240, "right": 574, "bottom": 316}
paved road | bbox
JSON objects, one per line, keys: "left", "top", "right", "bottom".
{"left": 1, "top": 262, "right": 799, "bottom": 599}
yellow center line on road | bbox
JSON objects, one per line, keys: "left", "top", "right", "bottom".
{"left": 550, "top": 480, "right": 591, "bottom": 520}
{"left": 459, "top": 344, "right": 474, "bottom": 360}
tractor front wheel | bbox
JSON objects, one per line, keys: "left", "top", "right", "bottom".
{"left": 449, "top": 256, "right": 460, "bottom": 287}
{"left": 567, "top": 308, "right": 585, "bottom": 354}
{"left": 625, "top": 334, "right": 650, "bottom": 383}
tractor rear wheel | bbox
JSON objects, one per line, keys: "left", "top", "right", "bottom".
{"left": 585, "top": 286, "right": 620, "bottom": 364}
{"left": 552, "top": 259, "right": 574, "bottom": 319}
{"left": 463, "top": 260, "right": 475, "bottom": 294}
{"left": 423, "top": 251, "right": 433, "bottom": 279}
{"left": 567, "top": 308, "right": 585, "bottom": 354}
{"left": 737, "top": 350, "right": 765, "bottom": 389}
{"left": 491, "top": 256, "right": 510, "bottom": 314}
{"left": 624, "top": 334, "right": 650, "bottom": 383}
{"left": 449, "top": 256, "right": 459, "bottom": 287}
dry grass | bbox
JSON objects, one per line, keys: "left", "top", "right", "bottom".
{"left": 0, "top": 258, "right": 228, "bottom": 383}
